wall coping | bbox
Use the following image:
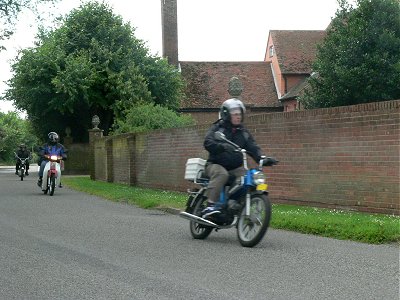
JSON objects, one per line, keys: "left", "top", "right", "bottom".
{"left": 247, "top": 100, "right": 400, "bottom": 122}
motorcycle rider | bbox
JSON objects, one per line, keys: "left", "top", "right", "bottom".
{"left": 37, "top": 132, "right": 67, "bottom": 187}
{"left": 202, "top": 98, "right": 263, "bottom": 219}
{"left": 15, "top": 143, "right": 31, "bottom": 175}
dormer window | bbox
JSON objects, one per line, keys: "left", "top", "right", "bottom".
{"left": 269, "top": 45, "right": 274, "bottom": 57}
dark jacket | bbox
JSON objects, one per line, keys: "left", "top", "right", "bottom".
{"left": 16, "top": 149, "right": 31, "bottom": 159}
{"left": 204, "top": 120, "right": 263, "bottom": 170}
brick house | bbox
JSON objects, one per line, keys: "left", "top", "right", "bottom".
{"left": 265, "top": 30, "right": 326, "bottom": 111}
{"left": 161, "top": 0, "right": 326, "bottom": 122}
{"left": 179, "top": 61, "right": 282, "bottom": 124}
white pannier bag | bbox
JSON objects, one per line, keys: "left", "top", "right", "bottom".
{"left": 184, "top": 158, "right": 206, "bottom": 181}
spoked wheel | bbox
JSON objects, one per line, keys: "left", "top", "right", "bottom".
{"left": 190, "top": 195, "right": 212, "bottom": 239}
{"left": 237, "top": 194, "right": 271, "bottom": 247}
{"left": 19, "top": 168, "right": 24, "bottom": 181}
{"left": 49, "top": 174, "right": 56, "bottom": 196}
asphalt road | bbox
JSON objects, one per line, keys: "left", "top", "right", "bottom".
{"left": 0, "top": 166, "right": 398, "bottom": 300}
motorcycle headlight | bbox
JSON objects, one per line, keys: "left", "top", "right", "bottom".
{"left": 50, "top": 155, "right": 58, "bottom": 161}
{"left": 253, "top": 171, "right": 266, "bottom": 185}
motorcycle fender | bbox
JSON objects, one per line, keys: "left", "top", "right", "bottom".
{"left": 185, "top": 189, "right": 203, "bottom": 214}
{"left": 252, "top": 190, "right": 269, "bottom": 196}
{"left": 48, "top": 171, "right": 58, "bottom": 179}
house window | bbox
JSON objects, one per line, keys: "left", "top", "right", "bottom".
{"left": 269, "top": 46, "right": 274, "bottom": 57}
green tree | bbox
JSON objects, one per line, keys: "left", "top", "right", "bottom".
{"left": 0, "top": 112, "right": 39, "bottom": 162}
{"left": 302, "top": 0, "right": 400, "bottom": 108}
{"left": 111, "top": 103, "right": 195, "bottom": 135}
{"left": 0, "top": 0, "right": 59, "bottom": 51}
{"left": 4, "top": 1, "right": 185, "bottom": 141}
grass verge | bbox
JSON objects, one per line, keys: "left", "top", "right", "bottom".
{"left": 63, "top": 176, "right": 400, "bottom": 245}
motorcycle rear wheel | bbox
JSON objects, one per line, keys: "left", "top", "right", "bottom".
{"left": 49, "top": 174, "right": 56, "bottom": 196}
{"left": 237, "top": 194, "right": 271, "bottom": 248}
{"left": 190, "top": 195, "right": 212, "bottom": 240}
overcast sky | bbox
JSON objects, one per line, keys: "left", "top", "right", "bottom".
{"left": 0, "top": 0, "right": 350, "bottom": 113}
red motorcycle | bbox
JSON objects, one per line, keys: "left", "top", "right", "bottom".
{"left": 41, "top": 154, "right": 63, "bottom": 196}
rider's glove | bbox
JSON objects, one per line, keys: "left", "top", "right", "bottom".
{"left": 262, "top": 157, "right": 279, "bottom": 166}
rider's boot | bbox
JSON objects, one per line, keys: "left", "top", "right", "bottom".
{"left": 37, "top": 177, "right": 42, "bottom": 187}
{"left": 201, "top": 201, "right": 221, "bottom": 219}
{"left": 15, "top": 170, "right": 18, "bottom": 175}
{"left": 25, "top": 171, "right": 29, "bottom": 176}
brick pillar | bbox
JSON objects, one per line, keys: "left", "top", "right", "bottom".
{"left": 106, "top": 138, "right": 113, "bottom": 183}
{"left": 127, "top": 135, "right": 136, "bottom": 185}
{"left": 161, "top": 0, "right": 179, "bottom": 67}
{"left": 88, "top": 128, "right": 103, "bottom": 180}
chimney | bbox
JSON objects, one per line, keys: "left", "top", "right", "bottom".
{"left": 161, "top": 0, "right": 179, "bottom": 67}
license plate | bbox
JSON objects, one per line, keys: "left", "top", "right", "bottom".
{"left": 256, "top": 183, "right": 268, "bottom": 191}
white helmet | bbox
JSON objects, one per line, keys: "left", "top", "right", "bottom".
{"left": 219, "top": 98, "right": 246, "bottom": 122}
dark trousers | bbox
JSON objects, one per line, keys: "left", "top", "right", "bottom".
{"left": 16, "top": 161, "right": 29, "bottom": 171}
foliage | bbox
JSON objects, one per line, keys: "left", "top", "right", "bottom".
{"left": 4, "top": 1, "right": 185, "bottom": 141}
{"left": 63, "top": 176, "right": 400, "bottom": 244}
{"left": 302, "top": 0, "right": 400, "bottom": 108}
{"left": 0, "top": 0, "right": 59, "bottom": 51}
{"left": 0, "top": 111, "right": 39, "bottom": 162}
{"left": 111, "top": 103, "right": 195, "bottom": 135}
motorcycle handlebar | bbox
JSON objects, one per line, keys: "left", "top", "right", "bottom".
{"left": 214, "top": 131, "right": 241, "bottom": 150}
{"left": 14, "top": 152, "right": 31, "bottom": 161}
{"left": 215, "top": 131, "right": 279, "bottom": 168}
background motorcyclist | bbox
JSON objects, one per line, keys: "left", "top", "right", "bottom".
{"left": 202, "top": 98, "right": 263, "bottom": 219}
{"left": 37, "top": 132, "right": 67, "bottom": 187}
{"left": 15, "top": 144, "right": 31, "bottom": 175}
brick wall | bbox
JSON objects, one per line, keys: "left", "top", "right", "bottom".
{"left": 111, "top": 133, "right": 131, "bottom": 184}
{"left": 63, "top": 143, "right": 90, "bottom": 175}
{"left": 92, "top": 100, "right": 399, "bottom": 215}
{"left": 246, "top": 101, "right": 399, "bottom": 214}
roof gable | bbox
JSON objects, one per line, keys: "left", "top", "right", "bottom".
{"left": 270, "top": 30, "right": 326, "bottom": 74}
{"left": 180, "top": 61, "right": 280, "bottom": 109}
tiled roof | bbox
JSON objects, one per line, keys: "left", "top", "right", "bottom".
{"left": 179, "top": 61, "right": 280, "bottom": 109}
{"left": 270, "top": 30, "right": 326, "bottom": 74}
{"left": 280, "top": 77, "right": 309, "bottom": 100}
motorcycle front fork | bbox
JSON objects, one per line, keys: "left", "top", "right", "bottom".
{"left": 245, "top": 194, "right": 251, "bottom": 216}
{"left": 220, "top": 187, "right": 251, "bottom": 217}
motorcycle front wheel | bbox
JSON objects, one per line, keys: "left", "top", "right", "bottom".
{"left": 49, "top": 174, "right": 56, "bottom": 196}
{"left": 190, "top": 195, "right": 212, "bottom": 240}
{"left": 19, "top": 168, "right": 24, "bottom": 181}
{"left": 237, "top": 194, "right": 271, "bottom": 248}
